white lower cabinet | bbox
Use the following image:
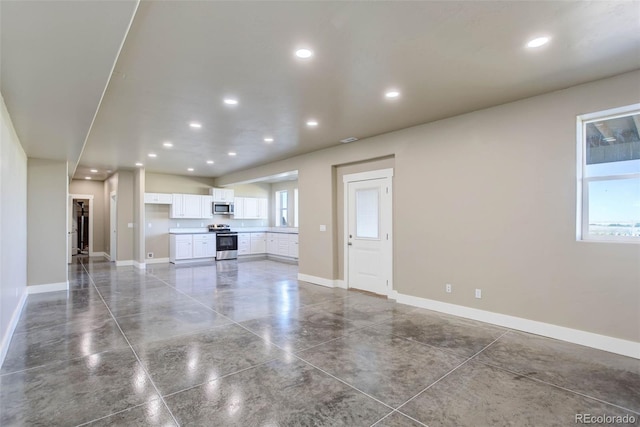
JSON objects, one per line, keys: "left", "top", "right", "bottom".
{"left": 193, "top": 234, "right": 216, "bottom": 258}
{"left": 266, "top": 233, "right": 278, "bottom": 255}
{"left": 288, "top": 234, "right": 299, "bottom": 258}
{"left": 238, "top": 233, "right": 250, "bottom": 255}
{"left": 250, "top": 232, "right": 267, "bottom": 254}
{"left": 170, "top": 234, "right": 216, "bottom": 263}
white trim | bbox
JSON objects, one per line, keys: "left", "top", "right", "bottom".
{"left": 27, "top": 281, "right": 69, "bottom": 294}
{"left": 334, "top": 279, "right": 347, "bottom": 289}
{"left": 133, "top": 260, "right": 146, "bottom": 270}
{"left": 89, "top": 251, "right": 108, "bottom": 258}
{"left": 0, "top": 288, "right": 28, "bottom": 368}
{"left": 396, "top": 293, "right": 640, "bottom": 360}
{"left": 115, "top": 260, "right": 133, "bottom": 267}
{"left": 297, "top": 273, "right": 339, "bottom": 288}
{"left": 103, "top": 253, "right": 112, "bottom": 261}
{"left": 145, "top": 257, "right": 170, "bottom": 264}
{"left": 342, "top": 168, "right": 394, "bottom": 183}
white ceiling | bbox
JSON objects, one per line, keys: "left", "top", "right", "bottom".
{"left": 2, "top": 1, "right": 639, "bottom": 181}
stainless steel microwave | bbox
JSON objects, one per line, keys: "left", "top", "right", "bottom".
{"left": 213, "top": 202, "right": 234, "bottom": 215}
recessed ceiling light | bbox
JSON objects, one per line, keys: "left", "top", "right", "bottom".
{"left": 306, "top": 120, "right": 318, "bottom": 127}
{"left": 135, "top": 162, "right": 143, "bottom": 167}
{"left": 187, "top": 168, "right": 194, "bottom": 172}
{"left": 264, "top": 137, "right": 274, "bottom": 143}
{"left": 295, "top": 48, "right": 313, "bottom": 59}
{"left": 163, "top": 142, "right": 173, "bottom": 148}
{"left": 106, "top": 169, "right": 112, "bottom": 173}
{"left": 206, "top": 160, "right": 214, "bottom": 164}
{"left": 224, "top": 98, "right": 238, "bottom": 105}
{"left": 228, "top": 152, "right": 237, "bottom": 156}
{"left": 385, "top": 90, "right": 400, "bottom": 99}
{"left": 604, "top": 137, "right": 616, "bottom": 142}
{"left": 85, "top": 177, "right": 92, "bottom": 180}
{"left": 189, "top": 122, "right": 202, "bottom": 128}
{"left": 526, "top": 36, "right": 551, "bottom": 48}
{"left": 148, "top": 153, "right": 157, "bottom": 158}
{"left": 90, "top": 169, "right": 98, "bottom": 173}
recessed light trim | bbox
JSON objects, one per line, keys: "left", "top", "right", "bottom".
{"left": 526, "top": 36, "right": 551, "bottom": 48}
{"left": 306, "top": 120, "right": 318, "bottom": 127}
{"left": 385, "top": 90, "right": 400, "bottom": 99}
{"left": 264, "top": 137, "right": 274, "bottom": 143}
{"left": 135, "top": 162, "right": 143, "bottom": 167}
{"left": 295, "top": 48, "right": 313, "bottom": 59}
{"left": 90, "top": 169, "right": 98, "bottom": 173}
{"left": 228, "top": 152, "right": 237, "bottom": 156}
{"left": 85, "top": 177, "right": 92, "bottom": 180}
{"left": 189, "top": 122, "right": 202, "bottom": 128}
{"left": 223, "top": 98, "right": 238, "bottom": 105}
{"left": 148, "top": 153, "right": 157, "bottom": 158}
{"left": 187, "top": 168, "right": 194, "bottom": 172}
{"left": 206, "top": 160, "right": 214, "bottom": 164}
{"left": 163, "top": 142, "right": 173, "bottom": 148}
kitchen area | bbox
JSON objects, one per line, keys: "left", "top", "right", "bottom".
{"left": 143, "top": 171, "right": 299, "bottom": 265}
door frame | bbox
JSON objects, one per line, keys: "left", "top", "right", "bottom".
{"left": 343, "top": 168, "right": 394, "bottom": 295}
{"left": 110, "top": 191, "right": 117, "bottom": 262}
{"left": 68, "top": 194, "right": 94, "bottom": 263}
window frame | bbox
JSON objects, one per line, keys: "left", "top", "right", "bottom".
{"left": 576, "top": 103, "right": 640, "bottom": 243}
{"left": 275, "top": 190, "right": 288, "bottom": 227}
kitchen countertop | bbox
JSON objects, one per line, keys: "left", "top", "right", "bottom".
{"left": 169, "top": 227, "right": 298, "bottom": 235}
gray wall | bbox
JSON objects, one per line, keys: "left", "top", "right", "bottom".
{"left": 69, "top": 179, "right": 106, "bottom": 253}
{"left": 146, "top": 172, "right": 214, "bottom": 194}
{"left": 0, "top": 93, "right": 27, "bottom": 362}
{"left": 216, "top": 71, "right": 640, "bottom": 343}
{"left": 27, "top": 158, "right": 68, "bottom": 286}
{"left": 133, "top": 168, "right": 145, "bottom": 264}
{"left": 116, "top": 170, "right": 134, "bottom": 262}
{"left": 105, "top": 173, "right": 118, "bottom": 257}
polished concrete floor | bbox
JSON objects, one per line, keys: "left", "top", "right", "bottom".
{"left": 1, "top": 257, "right": 638, "bottom": 426}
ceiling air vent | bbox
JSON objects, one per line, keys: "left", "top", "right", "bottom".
{"left": 340, "top": 137, "right": 359, "bottom": 144}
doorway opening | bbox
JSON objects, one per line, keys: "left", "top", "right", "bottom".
{"left": 68, "top": 194, "right": 94, "bottom": 264}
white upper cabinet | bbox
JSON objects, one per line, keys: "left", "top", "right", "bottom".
{"left": 201, "top": 195, "right": 213, "bottom": 219}
{"left": 211, "top": 188, "right": 234, "bottom": 202}
{"left": 144, "top": 193, "right": 173, "bottom": 204}
{"left": 171, "top": 194, "right": 212, "bottom": 219}
{"left": 233, "top": 197, "right": 268, "bottom": 219}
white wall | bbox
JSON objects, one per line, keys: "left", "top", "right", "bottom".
{"left": 0, "top": 93, "right": 27, "bottom": 366}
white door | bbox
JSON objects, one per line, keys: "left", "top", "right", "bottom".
{"left": 346, "top": 173, "right": 392, "bottom": 296}
{"left": 110, "top": 192, "right": 117, "bottom": 261}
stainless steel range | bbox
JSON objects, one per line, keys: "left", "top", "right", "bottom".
{"left": 208, "top": 224, "right": 238, "bottom": 260}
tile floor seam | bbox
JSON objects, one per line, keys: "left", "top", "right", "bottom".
{"left": 473, "top": 358, "right": 640, "bottom": 416}
{"left": 81, "top": 261, "right": 182, "bottom": 427}
{"left": 294, "top": 354, "right": 397, "bottom": 412}
{"left": 72, "top": 398, "right": 166, "bottom": 427}
{"left": 393, "top": 330, "right": 511, "bottom": 413}
{"left": 369, "top": 409, "right": 430, "bottom": 427}
{"left": 160, "top": 356, "right": 282, "bottom": 399}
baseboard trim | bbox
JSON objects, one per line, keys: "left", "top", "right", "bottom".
{"left": 334, "top": 279, "right": 347, "bottom": 289}
{"left": 27, "top": 281, "right": 69, "bottom": 294}
{"left": 396, "top": 293, "right": 640, "bottom": 360}
{"left": 104, "top": 253, "right": 112, "bottom": 261}
{"left": 89, "top": 251, "right": 107, "bottom": 258}
{"left": 0, "top": 288, "right": 28, "bottom": 369}
{"left": 133, "top": 260, "right": 146, "bottom": 270}
{"left": 297, "top": 273, "right": 340, "bottom": 288}
{"left": 145, "top": 257, "right": 170, "bottom": 264}
{"left": 115, "top": 260, "right": 133, "bottom": 267}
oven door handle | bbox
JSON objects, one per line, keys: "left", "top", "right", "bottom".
{"left": 216, "top": 233, "right": 237, "bottom": 237}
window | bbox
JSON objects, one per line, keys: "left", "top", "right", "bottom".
{"left": 578, "top": 104, "right": 640, "bottom": 242}
{"left": 276, "top": 190, "right": 288, "bottom": 227}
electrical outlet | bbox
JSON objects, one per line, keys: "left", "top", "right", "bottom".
{"left": 445, "top": 283, "right": 452, "bottom": 293}
{"left": 475, "top": 289, "right": 482, "bottom": 299}
{"left": 147, "top": 252, "right": 154, "bottom": 259}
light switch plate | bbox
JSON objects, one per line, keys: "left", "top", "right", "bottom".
{"left": 319, "top": 225, "right": 327, "bottom": 231}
